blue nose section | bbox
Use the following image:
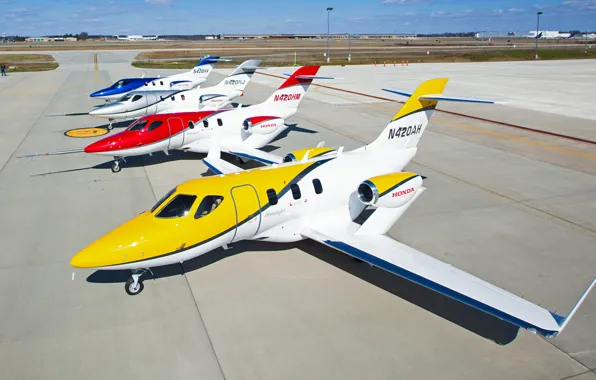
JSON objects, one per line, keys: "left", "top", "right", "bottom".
{"left": 90, "top": 89, "right": 105, "bottom": 98}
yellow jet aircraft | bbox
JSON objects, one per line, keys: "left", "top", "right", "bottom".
{"left": 71, "top": 78, "right": 595, "bottom": 340}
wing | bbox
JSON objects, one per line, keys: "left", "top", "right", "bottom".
{"left": 301, "top": 211, "right": 595, "bottom": 338}
{"left": 202, "top": 140, "right": 244, "bottom": 175}
{"left": 223, "top": 145, "right": 284, "bottom": 165}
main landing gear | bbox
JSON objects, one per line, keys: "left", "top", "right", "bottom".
{"left": 111, "top": 157, "right": 124, "bottom": 173}
{"left": 125, "top": 268, "right": 152, "bottom": 296}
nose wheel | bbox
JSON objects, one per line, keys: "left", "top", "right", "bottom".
{"left": 111, "top": 156, "right": 124, "bottom": 173}
{"left": 107, "top": 119, "right": 114, "bottom": 131}
{"left": 125, "top": 268, "right": 152, "bottom": 296}
{"left": 111, "top": 159, "right": 121, "bottom": 173}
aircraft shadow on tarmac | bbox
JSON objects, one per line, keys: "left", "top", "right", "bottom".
{"left": 87, "top": 238, "right": 519, "bottom": 346}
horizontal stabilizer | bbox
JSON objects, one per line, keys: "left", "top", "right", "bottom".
{"left": 283, "top": 74, "right": 336, "bottom": 80}
{"left": 382, "top": 88, "right": 503, "bottom": 104}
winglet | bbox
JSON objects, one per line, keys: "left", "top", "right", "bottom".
{"left": 552, "top": 278, "right": 596, "bottom": 335}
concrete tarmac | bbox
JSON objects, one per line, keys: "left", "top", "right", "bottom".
{"left": 0, "top": 52, "right": 595, "bottom": 380}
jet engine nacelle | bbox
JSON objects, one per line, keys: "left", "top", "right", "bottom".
{"left": 199, "top": 94, "right": 230, "bottom": 109}
{"left": 358, "top": 172, "right": 423, "bottom": 208}
{"left": 282, "top": 147, "right": 335, "bottom": 162}
{"left": 242, "top": 117, "right": 284, "bottom": 135}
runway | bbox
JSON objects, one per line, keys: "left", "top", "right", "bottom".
{"left": 0, "top": 51, "right": 595, "bottom": 380}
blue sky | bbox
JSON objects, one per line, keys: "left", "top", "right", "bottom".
{"left": 1, "top": 0, "right": 594, "bottom": 36}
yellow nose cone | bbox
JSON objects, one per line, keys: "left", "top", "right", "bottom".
{"left": 70, "top": 248, "right": 95, "bottom": 268}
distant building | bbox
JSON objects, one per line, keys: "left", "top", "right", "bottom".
{"left": 526, "top": 30, "right": 571, "bottom": 39}
{"left": 25, "top": 37, "right": 49, "bottom": 42}
{"left": 221, "top": 33, "right": 416, "bottom": 40}
{"left": 65, "top": 37, "right": 77, "bottom": 42}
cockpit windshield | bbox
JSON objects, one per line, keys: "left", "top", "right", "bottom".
{"left": 128, "top": 119, "right": 149, "bottom": 132}
{"left": 156, "top": 194, "right": 197, "bottom": 219}
{"left": 119, "top": 94, "right": 134, "bottom": 102}
{"left": 109, "top": 79, "right": 130, "bottom": 89}
{"left": 151, "top": 187, "right": 176, "bottom": 213}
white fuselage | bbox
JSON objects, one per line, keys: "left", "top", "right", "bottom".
{"left": 104, "top": 146, "right": 414, "bottom": 270}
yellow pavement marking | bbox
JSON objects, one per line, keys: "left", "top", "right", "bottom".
{"left": 93, "top": 53, "right": 98, "bottom": 82}
{"left": 64, "top": 127, "right": 108, "bottom": 138}
{"left": 312, "top": 86, "right": 595, "bottom": 160}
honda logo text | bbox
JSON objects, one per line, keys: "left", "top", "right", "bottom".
{"left": 392, "top": 187, "right": 414, "bottom": 197}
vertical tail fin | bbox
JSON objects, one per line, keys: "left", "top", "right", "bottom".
{"left": 189, "top": 55, "right": 220, "bottom": 79}
{"left": 262, "top": 66, "right": 321, "bottom": 110}
{"left": 367, "top": 78, "right": 448, "bottom": 152}
{"left": 216, "top": 59, "right": 261, "bottom": 92}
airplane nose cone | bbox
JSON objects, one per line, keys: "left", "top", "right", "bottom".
{"left": 88, "top": 107, "right": 103, "bottom": 116}
{"left": 90, "top": 90, "right": 104, "bottom": 98}
{"left": 85, "top": 137, "right": 116, "bottom": 154}
{"left": 70, "top": 248, "right": 95, "bottom": 268}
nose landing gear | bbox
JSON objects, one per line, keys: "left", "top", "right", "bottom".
{"left": 107, "top": 119, "right": 114, "bottom": 131}
{"left": 111, "top": 156, "right": 124, "bottom": 173}
{"left": 125, "top": 268, "right": 152, "bottom": 296}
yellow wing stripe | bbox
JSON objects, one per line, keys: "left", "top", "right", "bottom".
{"left": 392, "top": 78, "right": 449, "bottom": 121}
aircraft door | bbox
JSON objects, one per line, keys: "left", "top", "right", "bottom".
{"left": 146, "top": 93, "right": 158, "bottom": 115}
{"left": 167, "top": 117, "right": 185, "bottom": 149}
{"left": 230, "top": 184, "right": 262, "bottom": 242}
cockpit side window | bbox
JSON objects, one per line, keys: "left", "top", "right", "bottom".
{"left": 128, "top": 119, "right": 148, "bottom": 131}
{"left": 151, "top": 187, "right": 177, "bottom": 213}
{"left": 194, "top": 196, "right": 224, "bottom": 219}
{"left": 156, "top": 194, "right": 197, "bottom": 219}
{"left": 120, "top": 94, "right": 133, "bottom": 102}
{"left": 147, "top": 120, "right": 163, "bottom": 131}
{"left": 132, "top": 95, "right": 143, "bottom": 102}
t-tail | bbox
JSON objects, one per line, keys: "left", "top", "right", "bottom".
{"left": 215, "top": 59, "right": 261, "bottom": 92}
{"left": 366, "top": 78, "right": 503, "bottom": 152}
{"left": 262, "top": 66, "right": 328, "bottom": 111}
{"left": 189, "top": 55, "right": 220, "bottom": 79}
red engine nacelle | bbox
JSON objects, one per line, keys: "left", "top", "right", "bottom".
{"left": 242, "top": 116, "right": 284, "bottom": 135}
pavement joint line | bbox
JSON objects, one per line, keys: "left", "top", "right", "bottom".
{"left": 304, "top": 78, "right": 595, "bottom": 160}
{"left": 0, "top": 72, "right": 71, "bottom": 177}
{"left": 257, "top": 71, "right": 596, "bottom": 145}
{"left": 138, "top": 155, "right": 227, "bottom": 380}
{"left": 559, "top": 369, "right": 596, "bottom": 380}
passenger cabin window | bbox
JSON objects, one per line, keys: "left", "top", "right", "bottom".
{"left": 147, "top": 120, "right": 163, "bottom": 131}
{"left": 217, "top": 119, "right": 223, "bottom": 127}
{"left": 152, "top": 82, "right": 156, "bottom": 86}
{"left": 266, "top": 189, "right": 278, "bottom": 205}
{"left": 312, "top": 179, "right": 323, "bottom": 194}
{"left": 131, "top": 95, "right": 143, "bottom": 102}
{"left": 156, "top": 194, "right": 197, "bottom": 218}
{"left": 160, "top": 81, "right": 163, "bottom": 85}
{"left": 290, "top": 184, "right": 301, "bottom": 200}
{"left": 171, "top": 96, "right": 175, "bottom": 101}
{"left": 151, "top": 187, "right": 177, "bottom": 213}
{"left": 203, "top": 120, "right": 209, "bottom": 128}
{"left": 188, "top": 121, "right": 194, "bottom": 129}
{"left": 194, "top": 196, "right": 224, "bottom": 219}
{"left": 129, "top": 120, "right": 148, "bottom": 131}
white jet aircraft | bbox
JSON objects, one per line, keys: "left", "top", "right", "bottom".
{"left": 71, "top": 77, "right": 595, "bottom": 341}
{"left": 88, "top": 60, "right": 261, "bottom": 129}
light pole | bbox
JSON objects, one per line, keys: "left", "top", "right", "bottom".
{"left": 326, "top": 7, "right": 333, "bottom": 63}
{"left": 534, "top": 11, "right": 543, "bottom": 59}
{"left": 348, "top": 33, "right": 351, "bottom": 62}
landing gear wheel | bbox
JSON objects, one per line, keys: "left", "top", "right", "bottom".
{"left": 125, "top": 278, "right": 144, "bottom": 295}
{"left": 107, "top": 119, "right": 114, "bottom": 131}
{"left": 111, "top": 160, "right": 121, "bottom": 173}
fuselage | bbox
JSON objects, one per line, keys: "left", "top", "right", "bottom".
{"left": 84, "top": 104, "right": 297, "bottom": 158}
{"left": 90, "top": 78, "right": 158, "bottom": 101}
{"left": 70, "top": 146, "right": 414, "bottom": 271}
{"left": 88, "top": 86, "right": 242, "bottom": 120}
